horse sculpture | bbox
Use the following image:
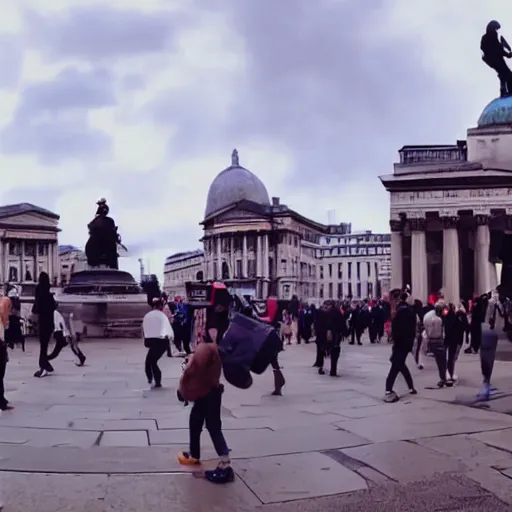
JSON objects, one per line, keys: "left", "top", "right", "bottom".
{"left": 85, "top": 199, "right": 122, "bottom": 270}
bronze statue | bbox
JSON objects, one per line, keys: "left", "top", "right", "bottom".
{"left": 481, "top": 20, "right": 512, "bottom": 97}
{"left": 85, "top": 198, "right": 124, "bottom": 269}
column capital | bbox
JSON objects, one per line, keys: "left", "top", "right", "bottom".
{"left": 475, "top": 214, "right": 489, "bottom": 226}
{"left": 408, "top": 218, "right": 426, "bottom": 231}
{"left": 442, "top": 216, "right": 459, "bottom": 229}
{"left": 389, "top": 219, "right": 403, "bottom": 233}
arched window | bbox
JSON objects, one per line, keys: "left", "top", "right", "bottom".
{"left": 222, "top": 261, "right": 230, "bottom": 280}
{"left": 196, "top": 270, "right": 204, "bottom": 281}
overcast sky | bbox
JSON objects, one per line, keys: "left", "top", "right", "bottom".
{"left": 0, "top": 0, "right": 510, "bottom": 279}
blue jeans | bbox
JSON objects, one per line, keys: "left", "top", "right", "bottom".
{"left": 189, "top": 386, "right": 229, "bottom": 460}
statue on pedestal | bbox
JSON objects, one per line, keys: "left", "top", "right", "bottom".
{"left": 481, "top": 20, "right": 512, "bottom": 97}
{"left": 85, "top": 198, "right": 123, "bottom": 270}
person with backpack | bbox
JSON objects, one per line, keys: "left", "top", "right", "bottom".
{"left": 177, "top": 323, "right": 234, "bottom": 484}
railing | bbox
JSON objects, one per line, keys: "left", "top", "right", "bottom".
{"left": 399, "top": 147, "right": 467, "bottom": 164}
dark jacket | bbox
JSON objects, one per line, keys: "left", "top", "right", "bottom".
{"left": 391, "top": 301, "right": 416, "bottom": 351}
{"left": 443, "top": 310, "right": 465, "bottom": 347}
{"left": 32, "top": 277, "right": 56, "bottom": 333}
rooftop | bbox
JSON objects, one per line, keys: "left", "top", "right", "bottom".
{"left": 0, "top": 202, "right": 59, "bottom": 220}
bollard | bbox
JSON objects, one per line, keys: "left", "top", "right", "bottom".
{"left": 478, "top": 325, "right": 499, "bottom": 400}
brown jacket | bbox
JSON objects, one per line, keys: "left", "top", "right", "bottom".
{"left": 179, "top": 341, "right": 222, "bottom": 401}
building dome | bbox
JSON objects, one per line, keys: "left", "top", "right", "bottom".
{"left": 204, "top": 149, "right": 271, "bottom": 218}
{"left": 477, "top": 96, "right": 512, "bottom": 127}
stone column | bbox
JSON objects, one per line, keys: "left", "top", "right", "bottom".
{"left": 475, "top": 215, "right": 491, "bottom": 294}
{"left": 264, "top": 233, "right": 270, "bottom": 278}
{"left": 242, "top": 234, "right": 248, "bottom": 278}
{"left": 34, "top": 241, "right": 39, "bottom": 281}
{"left": 410, "top": 218, "right": 428, "bottom": 304}
{"left": 256, "top": 233, "right": 262, "bottom": 277}
{"left": 230, "top": 236, "right": 235, "bottom": 278}
{"left": 53, "top": 242, "right": 59, "bottom": 285}
{"left": 442, "top": 216, "right": 460, "bottom": 303}
{"left": 0, "top": 239, "right": 4, "bottom": 284}
{"left": 4, "top": 241, "right": 8, "bottom": 283}
{"left": 390, "top": 220, "right": 403, "bottom": 290}
{"left": 216, "top": 235, "right": 222, "bottom": 280}
{"left": 48, "top": 243, "right": 54, "bottom": 284}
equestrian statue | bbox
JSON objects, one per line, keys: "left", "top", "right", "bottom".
{"left": 85, "top": 198, "right": 125, "bottom": 270}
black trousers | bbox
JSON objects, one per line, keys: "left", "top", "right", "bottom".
{"left": 189, "top": 386, "right": 229, "bottom": 460}
{"left": 0, "top": 343, "right": 8, "bottom": 408}
{"left": 144, "top": 338, "right": 167, "bottom": 385}
{"left": 38, "top": 328, "right": 53, "bottom": 372}
{"left": 470, "top": 322, "right": 482, "bottom": 353}
{"left": 481, "top": 334, "right": 498, "bottom": 384}
{"left": 429, "top": 338, "right": 447, "bottom": 382}
{"left": 48, "top": 331, "right": 85, "bottom": 363}
{"left": 385, "top": 346, "right": 414, "bottom": 392}
{"left": 446, "top": 343, "right": 461, "bottom": 379}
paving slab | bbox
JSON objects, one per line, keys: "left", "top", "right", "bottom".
{"left": 236, "top": 451, "right": 367, "bottom": 503}
{"left": 0, "top": 472, "right": 260, "bottom": 512}
{"left": 100, "top": 431, "right": 149, "bottom": 447}
{"left": 466, "top": 466, "right": 512, "bottom": 505}
{"left": 341, "top": 441, "right": 464, "bottom": 482}
{"left": 69, "top": 419, "right": 158, "bottom": 431}
{"left": 414, "top": 434, "right": 512, "bottom": 470}
{"left": 471, "top": 428, "right": 512, "bottom": 454}
{"left": 339, "top": 403, "right": 512, "bottom": 442}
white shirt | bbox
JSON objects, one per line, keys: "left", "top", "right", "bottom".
{"left": 53, "top": 310, "right": 70, "bottom": 336}
{"left": 143, "top": 309, "right": 174, "bottom": 340}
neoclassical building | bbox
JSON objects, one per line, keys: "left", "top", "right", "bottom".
{"left": 380, "top": 95, "right": 512, "bottom": 304}
{"left": 0, "top": 203, "right": 60, "bottom": 294}
{"left": 164, "top": 150, "right": 391, "bottom": 302}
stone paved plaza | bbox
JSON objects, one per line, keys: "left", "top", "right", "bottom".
{"left": 1, "top": 337, "right": 512, "bottom": 510}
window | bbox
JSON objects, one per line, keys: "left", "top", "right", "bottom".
{"left": 248, "top": 259, "right": 256, "bottom": 277}
{"left": 337, "top": 282, "right": 343, "bottom": 298}
{"left": 356, "top": 262, "right": 361, "bottom": 280}
{"left": 328, "top": 282, "right": 333, "bottom": 298}
{"left": 9, "top": 242, "right": 21, "bottom": 256}
{"left": 319, "top": 284, "right": 324, "bottom": 299}
{"left": 236, "top": 260, "right": 242, "bottom": 278}
{"left": 348, "top": 282, "right": 352, "bottom": 298}
{"left": 320, "top": 266, "right": 324, "bottom": 279}
{"left": 348, "top": 262, "right": 352, "bottom": 279}
{"left": 338, "top": 262, "right": 343, "bottom": 279}
{"left": 356, "top": 282, "right": 361, "bottom": 298}
{"left": 368, "top": 282, "right": 373, "bottom": 297}
{"left": 281, "top": 259, "right": 287, "bottom": 275}
{"left": 328, "top": 264, "right": 332, "bottom": 278}
{"left": 24, "top": 242, "right": 36, "bottom": 257}
{"left": 38, "top": 243, "right": 49, "bottom": 256}
{"left": 375, "top": 262, "right": 379, "bottom": 279}
{"left": 367, "top": 262, "right": 371, "bottom": 278}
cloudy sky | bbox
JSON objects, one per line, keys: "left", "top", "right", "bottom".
{"left": 0, "top": 0, "right": 510, "bottom": 279}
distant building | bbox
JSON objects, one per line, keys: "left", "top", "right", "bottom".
{"left": 163, "top": 249, "right": 204, "bottom": 298}
{"left": 163, "top": 150, "right": 391, "bottom": 303}
{"left": 59, "top": 245, "right": 87, "bottom": 285}
{"left": 0, "top": 203, "right": 60, "bottom": 294}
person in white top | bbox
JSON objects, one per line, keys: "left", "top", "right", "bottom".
{"left": 47, "top": 307, "right": 87, "bottom": 368}
{"left": 143, "top": 297, "right": 174, "bottom": 388}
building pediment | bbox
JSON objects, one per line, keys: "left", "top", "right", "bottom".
{"left": 0, "top": 212, "right": 60, "bottom": 231}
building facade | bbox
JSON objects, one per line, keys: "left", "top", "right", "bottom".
{"left": 163, "top": 249, "right": 204, "bottom": 298}
{"left": 0, "top": 203, "right": 60, "bottom": 294}
{"left": 58, "top": 245, "right": 88, "bottom": 285}
{"left": 380, "top": 95, "right": 512, "bottom": 303}
{"left": 164, "top": 150, "right": 391, "bottom": 303}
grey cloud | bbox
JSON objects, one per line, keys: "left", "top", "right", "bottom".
{"left": 0, "top": 34, "right": 23, "bottom": 89}
{"left": 0, "top": 67, "right": 113, "bottom": 163}
{"left": 24, "top": 5, "right": 189, "bottom": 61}
{"left": 0, "top": 112, "right": 111, "bottom": 164}
{"left": 19, "top": 67, "right": 116, "bottom": 114}
{"left": 156, "top": 0, "right": 468, "bottom": 195}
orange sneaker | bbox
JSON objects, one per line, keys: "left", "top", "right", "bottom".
{"left": 177, "top": 451, "right": 201, "bottom": 466}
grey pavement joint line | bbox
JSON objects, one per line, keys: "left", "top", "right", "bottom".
{"left": 322, "top": 449, "right": 397, "bottom": 484}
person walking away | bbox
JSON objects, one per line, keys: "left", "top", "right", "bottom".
{"left": 47, "top": 307, "right": 86, "bottom": 367}
{"left": 0, "top": 296, "right": 13, "bottom": 411}
{"left": 478, "top": 324, "right": 499, "bottom": 399}
{"left": 143, "top": 298, "right": 174, "bottom": 388}
{"left": 424, "top": 303, "right": 451, "bottom": 388}
{"left": 329, "top": 301, "right": 344, "bottom": 377}
{"left": 446, "top": 303, "right": 468, "bottom": 382}
{"left": 313, "top": 303, "right": 329, "bottom": 374}
{"left": 444, "top": 303, "right": 463, "bottom": 384}
{"left": 412, "top": 299, "right": 425, "bottom": 369}
{"left": 466, "top": 293, "right": 487, "bottom": 354}
{"left": 32, "top": 272, "right": 56, "bottom": 378}
{"left": 177, "top": 328, "right": 233, "bottom": 484}
{"left": 384, "top": 293, "right": 417, "bottom": 403}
